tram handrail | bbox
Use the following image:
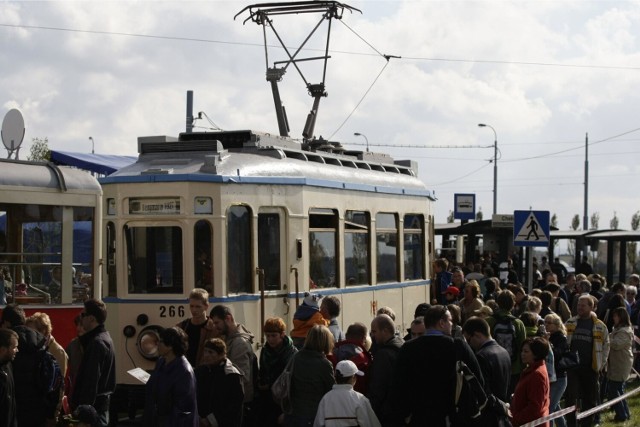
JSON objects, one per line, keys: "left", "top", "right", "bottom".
{"left": 25, "top": 284, "right": 52, "bottom": 304}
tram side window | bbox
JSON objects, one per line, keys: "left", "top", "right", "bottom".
{"left": 376, "top": 213, "right": 398, "bottom": 283}
{"left": 125, "top": 225, "right": 184, "bottom": 294}
{"left": 22, "top": 206, "right": 62, "bottom": 302}
{"left": 0, "top": 210, "right": 7, "bottom": 304}
{"left": 194, "top": 220, "right": 213, "bottom": 294}
{"left": 72, "top": 207, "right": 95, "bottom": 301}
{"left": 309, "top": 209, "right": 338, "bottom": 288}
{"left": 344, "top": 210, "right": 370, "bottom": 286}
{"left": 106, "top": 222, "right": 116, "bottom": 297}
{"left": 227, "top": 206, "right": 252, "bottom": 294}
{"left": 404, "top": 214, "right": 425, "bottom": 280}
{"left": 258, "top": 213, "right": 281, "bottom": 291}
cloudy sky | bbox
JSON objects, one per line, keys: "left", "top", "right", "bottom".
{"left": 2, "top": 0, "right": 640, "bottom": 243}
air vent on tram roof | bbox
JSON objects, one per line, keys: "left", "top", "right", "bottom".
{"left": 179, "top": 130, "right": 252, "bottom": 149}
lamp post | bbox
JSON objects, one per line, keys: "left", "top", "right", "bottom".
{"left": 478, "top": 123, "right": 498, "bottom": 215}
{"left": 89, "top": 136, "right": 95, "bottom": 154}
{"left": 353, "top": 132, "right": 369, "bottom": 152}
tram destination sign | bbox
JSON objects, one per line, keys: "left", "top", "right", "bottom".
{"left": 129, "top": 198, "right": 181, "bottom": 215}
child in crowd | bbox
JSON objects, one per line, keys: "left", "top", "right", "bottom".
{"left": 313, "top": 360, "right": 381, "bottom": 427}
{"left": 291, "top": 293, "right": 328, "bottom": 349}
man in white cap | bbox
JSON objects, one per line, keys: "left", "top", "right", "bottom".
{"left": 313, "top": 360, "right": 381, "bottom": 427}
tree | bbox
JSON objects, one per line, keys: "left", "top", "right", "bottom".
{"left": 571, "top": 214, "right": 580, "bottom": 231}
{"left": 551, "top": 213, "right": 558, "bottom": 248}
{"left": 447, "top": 210, "right": 454, "bottom": 223}
{"left": 610, "top": 211, "right": 619, "bottom": 230}
{"left": 475, "top": 207, "right": 483, "bottom": 221}
{"left": 27, "top": 137, "right": 51, "bottom": 161}
{"left": 568, "top": 214, "right": 581, "bottom": 256}
{"left": 629, "top": 211, "right": 640, "bottom": 273}
{"left": 590, "top": 212, "right": 600, "bottom": 230}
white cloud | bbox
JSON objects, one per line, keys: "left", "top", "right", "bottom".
{"left": 3, "top": 0, "right": 640, "bottom": 240}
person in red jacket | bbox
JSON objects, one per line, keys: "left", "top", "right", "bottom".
{"left": 511, "top": 337, "right": 550, "bottom": 427}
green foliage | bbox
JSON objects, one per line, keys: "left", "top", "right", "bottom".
{"left": 610, "top": 211, "right": 619, "bottom": 230}
{"left": 599, "top": 378, "right": 640, "bottom": 426}
{"left": 629, "top": 211, "right": 640, "bottom": 272}
{"left": 475, "top": 208, "right": 483, "bottom": 221}
{"left": 632, "top": 211, "right": 640, "bottom": 231}
{"left": 27, "top": 137, "right": 51, "bottom": 161}
{"left": 590, "top": 212, "right": 600, "bottom": 230}
{"left": 571, "top": 214, "right": 580, "bottom": 231}
{"left": 447, "top": 210, "right": 454, "bottom": 223}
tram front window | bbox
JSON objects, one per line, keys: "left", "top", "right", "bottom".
{"left": 125, "top": 225, "right": 184, "bottom": 294}
{"left": 227, "top": 206, "right": 252, "bottom": 294}
{"left": 0, "top": 203, "right": 95, "bottom": 304}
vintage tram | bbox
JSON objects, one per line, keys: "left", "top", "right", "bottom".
{"left": 0, "top": 158, "right": 102, "bottom": 346}
{"left": 101, "top": 129, "right": 435, "bottom": 391}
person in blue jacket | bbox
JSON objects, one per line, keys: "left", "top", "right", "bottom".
{"left": 144, "top": 327, "right": 198, "bottom": 427}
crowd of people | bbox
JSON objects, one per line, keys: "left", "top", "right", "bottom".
{"left": 1, "top": 298, "right": 115, "bottom": 427}
{"left": 1, "top": 258, "right": 638, "bottom": 427}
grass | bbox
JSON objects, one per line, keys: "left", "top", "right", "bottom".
{"left": 590, "top": 378, "right": 640, "bottom": 426}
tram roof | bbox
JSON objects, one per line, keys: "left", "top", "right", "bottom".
{"left": 0, "top": 158, "right": 101, "bottom": 192}
{"left": 101, "top": 131, "right": 435, "bottom": 199}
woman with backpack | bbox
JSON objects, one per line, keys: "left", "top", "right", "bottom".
{"left": 285, "top": 325, "right": 335, "bottom": 426}
{"left": 511, "top": 337, "right": 550, "bottom": 427}
{"left": 256, "top": 317, "right": 297, "bottom": 426}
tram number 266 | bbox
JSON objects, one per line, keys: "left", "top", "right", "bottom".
{"left": 159, "top": 305, "right": 186, "bottom": 318}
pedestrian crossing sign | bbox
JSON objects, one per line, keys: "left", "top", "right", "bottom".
{"left": 513, "top": 210, "right": 550, "bottom": 247}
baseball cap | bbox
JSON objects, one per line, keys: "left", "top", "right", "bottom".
{"left": 336, "top": 360, "right": 364, "bottom": 377}
{"left": 442, "top": 286, "right": 460, "bottom": 296}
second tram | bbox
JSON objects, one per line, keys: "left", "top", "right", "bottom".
{"left": 0, "top": 158, "right": 102, "bottom": 346}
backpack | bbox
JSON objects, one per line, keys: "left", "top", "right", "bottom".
{"left": 452, "top": 360, "right": 488, "bottom": 425}
{"left": 271, "top": 354, "right": 295, "bottom": 414}
{"left": 493, "top": 315, "right": 518, "bottom": 362}
{"left": 36, "top": 346, "right": 63, "bottom": 395}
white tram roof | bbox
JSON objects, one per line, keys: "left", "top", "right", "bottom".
{"left": 101, "top": 130, "right": 435, "bottom": 199}
{"left": 0, "top": 158, "right": 101, "bottom": 193}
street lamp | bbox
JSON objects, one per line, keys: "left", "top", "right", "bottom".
{"left": 353, "top": 132, "right": 369, "bottom": 152}
{"left": 89, "top": 136, "right": 95, "bottom": 154}
{"left": 478, "top": 123, "right": 498, "bottom": 215}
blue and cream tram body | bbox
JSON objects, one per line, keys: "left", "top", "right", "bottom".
{"left": 0, "top": 159, "right": 102, "bottom": 346}
{"left": 100, "top": 129, "right": 435, "bottom": 385}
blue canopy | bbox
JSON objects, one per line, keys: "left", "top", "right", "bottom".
{"left": 50, "top": 150, "right": 137, "bottom": 175}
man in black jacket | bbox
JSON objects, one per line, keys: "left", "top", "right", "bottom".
{"left": 0, "top": 328, "right": 19, "bottom": 427}
{"left": 391, "top": 305, "right": 484, "bottom": 427}
{"left": 70, "top": 299, "right": 116, "bottom": 427}
{"left": 1, "top": 304, "right": 54, "bottom": 426}
{"left": 462, "top": 317, "right": 511, "bottom": 426}
{"left": 369, "top": 314, "right": 403, "bottom": 426}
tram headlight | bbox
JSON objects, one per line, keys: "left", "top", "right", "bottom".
{"left": 136, "top": 325, "right": 164, "bottom": 360}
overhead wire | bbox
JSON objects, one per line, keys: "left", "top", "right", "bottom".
{"left": 1, "top": 23, "right": 638, "bottom": 71}
{"left": 3, "top": 21, "right": 640, "bottom": 168}
{"left": 327, "top": 19, "right": 398, "bottom": 139}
